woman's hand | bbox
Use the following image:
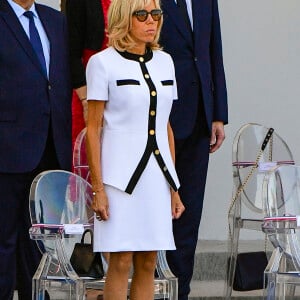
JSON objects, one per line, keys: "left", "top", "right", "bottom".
{"left": 92, "top": 189, "right": 109, "bottom": 221}
{"left": 171, "top": 190, "right": 185, "bottom": 219}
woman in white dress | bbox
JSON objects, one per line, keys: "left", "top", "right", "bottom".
{"left": 86, "top": 0, "right": 185, "bottom": 299}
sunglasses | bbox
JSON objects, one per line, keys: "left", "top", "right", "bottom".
{"left": 133, "top": 9, "right": 163, "bottom": 22}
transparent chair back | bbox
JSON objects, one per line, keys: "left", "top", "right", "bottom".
{"left": 29, "top": 170, "right": 100, "bottom": 300}
{"left": 226, "top": 123, "right": 294, "bottom": 298}
{"left": 73, "top": 127, "right": 90, "bottom": 182}
{"left": 263, "top": 165, "right": 300, "bottom": 298}
{"left": 72, "top": 127, "right": 178, "bottom": 299}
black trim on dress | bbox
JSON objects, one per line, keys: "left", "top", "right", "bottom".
{"left": 117, "top": 49, "right": 178, "bottom": 194}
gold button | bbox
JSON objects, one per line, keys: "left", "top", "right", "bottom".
{"left": 149, "top": 129, "right": 155, "bottom": 135}
{"left": 150, "top": 110, "right": 156, "bottom": 116}
{"left": 144, "top": 74, "right": 150, "bottom": 79}
{"left": 163, "top": 166, "right": 168, "bottom": 172}
{"left": 139, "top": 57, "right": 144, "bottom": 62}
{"left": 151, "top": 91, "right": 156, "bottom": 96}
{"left": 155, "top": 149, "right": 160, "bottom": 155}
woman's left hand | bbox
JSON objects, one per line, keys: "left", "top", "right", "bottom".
{"left": 171, "top": 191, "right": 185, "bottom": 219}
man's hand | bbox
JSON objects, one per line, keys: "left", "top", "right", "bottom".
{"left": 210, "top": 121, "right": 225, "bottom": 153}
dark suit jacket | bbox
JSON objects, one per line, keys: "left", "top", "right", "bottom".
{"left": 65, "top": 0, "right": 105, "bottom": 88}
{"left": 0, "top": 0, "right": 72, "bottom": 173}
{"left": 160, "top": 0, "right": 228, "bottom": 139}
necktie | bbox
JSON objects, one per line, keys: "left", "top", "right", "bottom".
{"left": 177, "top": 0, "right": 192, "bottom": 31}
{"left": 23, "top": 11, "right": 47, "bottom": 76}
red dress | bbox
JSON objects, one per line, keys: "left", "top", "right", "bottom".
{"left": 71, "top": 0, "right": 110, "bottom": 151}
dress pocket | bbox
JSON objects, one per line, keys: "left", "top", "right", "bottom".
{"left": 161, "top": 80, "right": 174, "bottom": 86}
{"left": 116, "top": 79, "right": 140, "bottom": 86}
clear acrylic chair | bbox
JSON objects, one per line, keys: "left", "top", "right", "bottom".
{"left": 73, "top": 127, "right": 90, "bottom": 182}
{"left": 225, "top": 123, "right": 294, "bottom": 298}
{"left": 262, "top": 164, "right": 300, "bottom": 299}
{"left": 29, "top": 170, "right": 105, "bottom": 300}
{"left": 72, "top": 127, "right": 178, "bottom": 300}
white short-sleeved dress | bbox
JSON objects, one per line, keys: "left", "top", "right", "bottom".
{"left": 86, "top": 47, "right": 180, "bottom": 252}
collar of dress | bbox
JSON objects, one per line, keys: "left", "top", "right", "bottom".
{"left": 117, "top": 47, "right": 153, "bottom": 63}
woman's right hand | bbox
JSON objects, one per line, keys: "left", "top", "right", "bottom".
{"left": 92, "top": 189, "right": 109, "bottom": 221}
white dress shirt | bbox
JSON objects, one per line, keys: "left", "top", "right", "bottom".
{"left": 7, "top": 0, "right": 50, "bottom": 77}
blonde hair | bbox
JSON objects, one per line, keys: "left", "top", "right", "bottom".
{"left": 107, "top": 0, "right": 162, "bottom": 51}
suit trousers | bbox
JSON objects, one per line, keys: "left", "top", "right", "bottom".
{"left": 0, "top": 130, "right": 59, "bottom": 300}
{"left": 167, "top": 114, "right": 210, "bottom": 300}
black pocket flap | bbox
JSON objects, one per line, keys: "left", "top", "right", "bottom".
{"left": 117, "top": 79, "right": 140, "bottom": 86}
{"left": 161, "top": 80, "right": 174, "bottom": 86}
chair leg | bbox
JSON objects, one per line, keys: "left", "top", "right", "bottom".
{"left": 225, "top": 216, "right": 240, "bottom": 299}
{"left": 32, "top": 253, "right": 50, "bottom": 300}
{"left": 264, "top": 273, "right": 276, "bottom": 300}
{"left": 75, "top": 280, "right": 85, "bottom": 300}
